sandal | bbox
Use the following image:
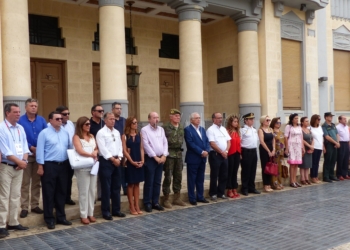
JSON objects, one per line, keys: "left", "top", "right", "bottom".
{"left": 227, "top": 189, "right": 235, "bottom": 198}
{"left": 305, "top": 180, "right": 312, "bottom": 185}
{"left": 279, "top": 184, "right": 284, "bottom": 189}
{"left": 300, "top": 180, "right": 307, "bottom": 185}
{"left": 296, "top": 182, "right": 302, "bottom": 187}
{"left": 290, "top": 183, "right": 298, "bottom": 188}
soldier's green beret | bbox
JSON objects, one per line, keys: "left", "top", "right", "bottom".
{"left": 170, "top": 109, "right": 181, "bottom": 115}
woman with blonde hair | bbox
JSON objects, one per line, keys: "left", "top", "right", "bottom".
{"left": 258, "top": 115, "right": 275, "bottom": 192}
{"left": 225, "top": 114, "right": 241, "bottom": 198}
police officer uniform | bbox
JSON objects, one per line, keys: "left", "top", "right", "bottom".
{"left": 162, "top": 109, "right": 185, "bottom": 208}
{"left": 240, "top": 113, "right": 260, "bottom": 196}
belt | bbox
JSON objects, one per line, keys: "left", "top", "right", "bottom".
{"left": 340, "top": 141, "right": 349, "bottom": 143}
{"left": 1, "top": 162, "right": 18, "bottom": 168}
{"left": 45, "top": 160, "right": 68, "bottom": 165}
{"left": 241, "top": 148, "right": 256, "bottom": 152}
{"left": 146, "top": 154, "right": 163, "bottom": 158}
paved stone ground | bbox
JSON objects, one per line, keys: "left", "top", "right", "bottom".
{"left": 2, "top": 179, "right": 350, "bottom": 249}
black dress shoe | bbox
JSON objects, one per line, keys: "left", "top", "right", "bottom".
{"left": 46, "top": 222, "right": 55, "bottom": 230}
{"left": 65, "top": 200, "right": 76, "bottom": 205}
{"left": 20, "top": 210, "right": 28, "bottom": 218}
{"left": 323, "top": 179, "right": 333, "bottom": 183}
{"left": 189, "top": 201, "right": 197, "bottom": 206}
{"left": 103, "top": 215, "right": 113, "bottom": 221}
{"left": 145, "top": 204, "right": 152, "bottom": 213}
{"left": 0, "top": 228, "right": 9, "bottom": 238}
{"left": 248, "top": 189, "right": 261, "bottom": 194}
{"left": 112, "top": 212, "right": 126, "bottom": 217}
{"left": 152, "top": 204, "right": 164, "bottom": 211}
{"left": 197, "top": 198, "right": 209, "bottom": 203}
{"left": 330, "top": 177, "right": 340, "bottom": 181}
{"left": 7, "top": 224, "right": 29, "bottom": 231}
{"left": 31, "top": 207, "right": 44, "bottom": 214}
{"left": 241, "top": 190, "right": 248, "bottom": 196}
{"left": 56, "top": 219, "right": 72, "bottom": 226}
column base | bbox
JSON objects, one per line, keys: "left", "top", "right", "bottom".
{"left": 239, "top": 103, "right": 261, "bottom": 129}
{"left": 3, "top": 96, "right": 30, "bottom": 115}
{"left": 180, "top": 102, "right": 204, "bottom": 127}
{"left": 100, "top": 99, "right": 129, "bottom": 118}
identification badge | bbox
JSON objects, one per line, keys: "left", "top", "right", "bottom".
{"left": 15, "top": 143, "right": 23, "bottom": 155}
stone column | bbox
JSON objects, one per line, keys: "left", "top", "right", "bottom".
{"left": 99, "top": 0, "right": 128, "bottom": 117}
{"left": 1, "top": 0, "right": 31, "bottom": 112}
{"left": 170, "top": 0, "right": 208, "bottom": 126}
{"left": 235, "top": 17, "right": 261, "bottom": 128}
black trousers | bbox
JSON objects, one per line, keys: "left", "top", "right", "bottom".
{"left": 65, "top": 162, "right": 74, "bottom": 202}
{"left": 208, "top": 151, "right": 228, "bottom": 197}
{"left": 226, "top": 152, "right": 240, "bottom": 189}
{"left": 41, "top": 160, "right": 69, "bottom": 224}
{"left": 259, "top": 145, "right": 273, "bottom": 186}
{"left": 336, "top": 142, "right": 349, "bottom": 178}
{"left": 241, "top": 148, "right": 257, "bottom": 192}
{"left": 98, "top": 156, "right": 121, "bottom": 216}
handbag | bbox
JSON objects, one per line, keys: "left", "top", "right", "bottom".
{"left": 264, "top": 157, "right": 278, "bottom": 176}
{"left": 281, "top": 159, "right": 289, "bottom": 178}
{"left": 67, "top": 142, "right": 95, "bottom": 169}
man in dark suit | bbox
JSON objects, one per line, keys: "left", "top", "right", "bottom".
{"left": 184, "top": 112, "right": 210, "bottom": 205}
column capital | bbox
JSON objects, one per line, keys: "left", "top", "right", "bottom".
{"left": 234, "top": 17, "right": 260, "bottom": 32}
{"left": 168, "top": 0, "right": 208, "bottom": 21}
{"left": 99, "top": 0, "right": 124, "bottom": 8}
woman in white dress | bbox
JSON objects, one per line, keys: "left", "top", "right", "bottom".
{"left": 73, "top": 116, "right": 98, "bottom": 225}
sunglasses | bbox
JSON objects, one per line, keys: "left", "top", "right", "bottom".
{"left": 61, "top": 112, "right": 70, "bottom": 116}
{"left": 132, "top": 121, "right": 138, "bottom": 125}
{"left": 84, "top": 123, "right": 91, "bottom": 126}
{"left": 317, "top": 118, "right": 321, "bottom": 121}
{"left": 111, "top": 134, "right": 115, "bottom": 142}
{"left": 276, "top": 122, "right": 281, "bottom": 124}
{"left": 55, "top": 118, "right": 63, "bottom": 121}
{"left": 266, "top": 119, "right": 271, "bottom": 122}
{"left": 94, "top": 110, "right": 104, "bottom": 113}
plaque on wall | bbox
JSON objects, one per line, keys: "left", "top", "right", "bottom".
{"left": 217, "top": 66, "right": 233, "bottom": 84}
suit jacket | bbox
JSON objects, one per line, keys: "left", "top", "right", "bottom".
{"left": 184, "top": 124, "right": 210, "bottom": 165}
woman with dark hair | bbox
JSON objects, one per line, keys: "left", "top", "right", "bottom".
{"left": 73, "top": 116, "right": 99, "bottom": 225}
{"left": 122, "top": 116, "right": 144, "bottom": 215}
{"left": 310, "top": 114, "right": 323, "bottom": 183}
{"left": 299, "top": 117, "right": 314, "bottom": 185}
{"left": 270, "top": 117, "right": 285, "bottom": 190}
{"left": 285, "top": 113, "right": 304, "bottom": 188}
{"left": 258, "top": 115, "right": 275, "bottom": 192}
{"left": 225, "top": 115, "right": 241, "bottom": 198}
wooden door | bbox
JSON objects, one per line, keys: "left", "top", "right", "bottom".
{"left": 334, "top": 50, "right": 350, "bottom": 111}
{"left": 92, "top": 64, "right": 137, "bottom": 118}
{"left": 30, "top": 59, "right": 65, "bottom": 120}
{"left": 159, "top": 70, "right": 180, "bottom": 122}
{"left": 281, "top": 39, "right": 302, "bottom": 110}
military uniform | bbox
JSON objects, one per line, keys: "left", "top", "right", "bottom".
{"left": 162, "top": 109, "right": 186, "bottom": 207}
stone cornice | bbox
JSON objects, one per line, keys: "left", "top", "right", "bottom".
{"left": 99, "top": 0, "right": 125, "bottom": 8}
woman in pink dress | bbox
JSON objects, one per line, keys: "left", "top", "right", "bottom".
{"left": 285, "top": 113, "right": 305, "bottom": 188}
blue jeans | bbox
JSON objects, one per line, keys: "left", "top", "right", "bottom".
{"left": 143, "top": 155, "right": 163, "bottom": 206}
{"left": 311, "top": 149, "right": 322, "bottom": 178}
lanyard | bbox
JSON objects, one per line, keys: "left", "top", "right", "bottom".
{"left": 5, "top": 120, "right": 20, "bottom": 142}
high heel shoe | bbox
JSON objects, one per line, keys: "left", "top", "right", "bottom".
{"left": 267, "top": 185, "right": 274, "bottom": 192}
{"left": 301, "top": 180, "right": 307, "bottom": 185}
{"left": 88, "top": 216, "right": 96, "bottom": 223}
{"left": 232, "top": 189, "right": 240, "bottom": 198}
{"left": 295, "top": 182, "right": 302, "bottom": 187}
{"left": 81, "top": 218, "right": 90, "bottom": 225}
{"left": 305, "top": 180, "right": 312, "bottom": 185}
{"left": 290, "top": 183, "right": 298, "bottom": 188}
{"left": 227, "top": 189, "right": 235, "bottom": 198}
{"left": 135, "top": 206, "right": 143, "bottom": 214}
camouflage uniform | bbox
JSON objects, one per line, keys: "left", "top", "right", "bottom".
{"left": 162, "top": 122, "right": 184, "bottom": 195}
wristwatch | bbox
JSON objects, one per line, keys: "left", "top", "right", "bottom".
{"left": 118, "top": 157, "right": 122, "bottom": 161}
{"left": 22, "top": 159, "right": 28, "bottom": 164}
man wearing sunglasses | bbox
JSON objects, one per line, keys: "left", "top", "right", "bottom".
{"left": 36, "top": 111, "right": 72, "bottom": 229}
{"left": 55, "top": 106, "right": 75, "bottom": 206}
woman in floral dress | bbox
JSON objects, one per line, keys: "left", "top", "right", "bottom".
{"left": 270, "top": 117, "right": 285, "bottom": 190}
{"left": 285, "top": 113, "right": 305, "bottom": 188}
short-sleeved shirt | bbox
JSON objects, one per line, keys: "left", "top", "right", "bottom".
{"left": 206, "top": 124, "right": 231, "bottom": 152}
{"left": 90, "top": 117, "right": 105, "bottom": 138}
{"left": 322, "top": 122, "right": 338, "bottom": 144}
{"left": 336, "top": 123, "right": 349, "bottom": 142}
{"left": 114, "top": 116, "right": 126, "bottom": 136}
{"left": 240, "top": 125, "right": 258, "bottom": 149}
{"left": 311, "top": 126, "right": 324, "bottom": 150}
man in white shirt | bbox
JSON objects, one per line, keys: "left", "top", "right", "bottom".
{"left": 240, "top": 113, "right": 260, "bottom": 196}
{"left": 96, "top": 112, "right": 125, "bottom": 220}
{"left": 336, "top": 115, "right": 350, "bottom": 180}
{"left": 206, "top": 113, "right": 231, "bottom": 202}
{"left": 55, "top": 106, "right": 76, "bottom": 205}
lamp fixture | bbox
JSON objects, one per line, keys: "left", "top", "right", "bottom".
{"left": 126, "top": 1, "right": 141, "bottom": 89}
{"left": 318, "top": 76, "right": 328, "bottom": 83}
{"left": 300, "top": 4, "right": 307, "bottom": 12}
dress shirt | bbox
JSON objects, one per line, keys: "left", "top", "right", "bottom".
{"left": 336, "top": 123, "right": 349, "bottom": 142}
{"left": 47, "top": 120, "right": 74, "bottom": 145}
{"left": 89, "top": 117, "right": 105, "bottom": 138}
{"left": 18, "top": 114, "right": 47, "bottom": 149}
{"left": 96, "top": 125, "right": 123, "bottom": 160}
{"left": 114, "top": 116, "right": 126, "bottom": 135}
{"left": 240, "top": 125, "right": 258, "bottom": 149}
{"left": 311, "top": 126, "right": 324, "bottom": 150}
{"left": 191, "top": 124, "right": 202, "bottom": 139}
{"left": 206, "top": 124, "right": 231, "bottom": 152}
{"left": 36, "top": 126, "right": 71, "bottom": 164}
{"left": 0, "top": 119, "right": 30, "bottom": 164}
{"left": 322, "top": 122, "right": 338, "bottom": 143}
{"left": 141, "top": 124, "right": 169, "bottom": 157}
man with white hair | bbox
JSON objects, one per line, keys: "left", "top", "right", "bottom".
{"left": 184, "top": 112, "right": 210, "bottom": 205}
